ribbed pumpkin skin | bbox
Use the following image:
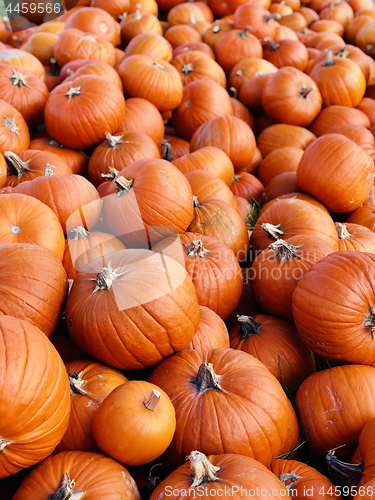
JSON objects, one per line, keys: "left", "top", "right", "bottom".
{"left": 296, "top": 365, "right": 375, "bottom": 457}
{"left": 297, "top": 134, "right": 374, "bottom": 213}
{"left": 230, "top": 314, "right": 316, "bottom": 390}
{"left": 0, "top": 244, "right": 68, "bottom": 337}
{"left": 44, "top": 75, "right": 126, "bottom": 149}
{"left": 14, "top": 175, "right": 101, "bottom": 235}
{"left": 148, "top": 348, "right": 299, "bottom": 468}
{"left": 103, "top": 159, "right": 194, "bottom": 249}
{"left": 65, "top": 249, "right": 200, "bottom": 370}
{"left": 0, "top": 193, "right": 65, "bottom": 261}
{"left": 292, "top": 251, "right": 375, "bottom": 365}
{"left": 336, "top": 222, "right": 375, "bottom": 253}
{"left": 151, "top": 454, "right": 289, "bottom": 500}
{"left": 0, "top": 315, "right": 70, "bottom": 479}
{"left": 12, "top": 451, "right": 141, "bottom": 500}
{"left": 57, "top": 360, "right": 128, "bottom": 453}
{"left": 250, "top": 235, "right": 335, "bottom": 321}
{"left": 185, "top": 306, "right": 230, "bottom": 350}
{"left": 152, "top": 232, "right": 243, "bottom": 320}
{"left": 251, "top": 198, "right": 338, "bottom": 253}
{"left": 257, "top": 123, "right": 316, "bottom": 157}
{"left": 271, "top": 459, "right": 340, "bottom": 500}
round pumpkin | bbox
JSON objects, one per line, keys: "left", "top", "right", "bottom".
{"left": 65, "top": 249, "right": 200, "bottom": 370}
{"left": 0, "top": 315, "right": 70, "bottom": 479}
{"left": 64, "top": 7, "right": 121, "bottom": 46}
{"left": 257, "top": 123, "right": 316, "bottom": 157}
{"left": 258, "top": 146, "right": 304, "bottom": 186}
{"left": 184, "top": 169, "right": 237, "bottom": 209}
{"left": 310, "top": 104, "right": 371, "bottom": 136}
{"left": 0, "top": 99, "right": 30, "bottom": 154}
{"left": 28, "top": 137, "right": 88, "bottom": 175}
{"left": 93, "top": 380, "right": 176, "bottom": 466}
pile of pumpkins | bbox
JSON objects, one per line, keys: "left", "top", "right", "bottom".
{"left": 1, "top": 0, "right": 375, "bottom": 497}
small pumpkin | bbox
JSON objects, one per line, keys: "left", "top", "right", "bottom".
{"left": 185, "top": 306, "right": 229, "bottom": 350}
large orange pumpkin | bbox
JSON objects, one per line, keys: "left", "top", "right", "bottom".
{"left": 45, "top": 75, "right": 126, "bottom": 149}
{"left": 148, "top": 348, "right": 299, "bottom": 467}
{"left": 12, "top": 451, "right": 141, "bottom": 500}
{"left": 0, "top": 315, "right": 70, "bottom": 479}
{"left": 64, "top": 7, "right": 121, "bottom": 46}
{"left": 65, "top": 249, "right": 200, "bottom": 370}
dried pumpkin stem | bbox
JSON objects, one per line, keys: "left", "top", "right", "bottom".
{"left": 91, "top": 262, "right": 126, "bottom": 294}
{"left": 335, "top": 46, "right": 348, "bottom": 58}
{"left": 105, "top": 132, "right": 123, "bottom": 149}
{"left": 152, "top": 61, "right": 165, "bottom": 71}
{"left": 261, "top": 222, "right": 284, "bottom": 240}
{"left": 144, "top": 389, "right": 161, "bottom": 411}
{"left": 237, "top": 315, "right": 262, "bottom": 340}
{"left": 264, "top": 37, "right": 280, "bottom": 51}
{"left": 229, "top": 86, "right": 238, "bottom": 99}
{"left": 238, "top": 26, "right": 253, "bottom": 37}
{"left": 7, "top": 69, "right": 32, "bottom": 89}
{"left": 3, "top": 116, "right": 20, "bottom": 135}
{"left": 326, "top": 448, "right": 364, "bottom": 485}
{"left": 49, "top": 58, "right": 60, "bottom": 77}
{"left": 213, "top": 25, "right": 221, "bottom": 33}
{"left": 336, "top": 222, "right": 353, "bottom": 239}
{"left": 0, "top": 438, "right": 10, "bottom": 452}
{"left": 299, "top": 86, "right": 314, "bottom": 99}
{"left": 278, "top": 472, "right": 302, "bottom": 491}
{"left": 82, "top": 34, "right": 97, "bottom": 42}
{"left": 133, "top": 3, "right": 142, "bottom": 20}
{"left": 364, "top": 304, "right": 375, "bottom": 339}
{"left": 193, "top": 195, "right": 200, "bottom": 207}
{"left": 268, "top": 239, "right": 302, "bottom": 264}
{"left": 162, "top": 141, "right": 173, "bottom": 162}
{"left": 325, "top": 51, "right": 334, "bottom": 67}
{"left": 48, "top": 138, "right": 63, "bottom": 147}
{"left": 44, "top": 163, "right": 55, "bottom": 176}
{"left": 4, "top": 151, "right": 30, "bottom": 176}
{"left": 115, "top": 176, "right": 134, "bottom": 195}
{"left": 68, "top": 371, "right": 87, "bottom": 396}
{"left": 189, "top": 11, "right": 197, "bottom": 24}
{"left": 264, "top": 13, "right": 281, "bottom": 21}
{"left": 69, "top": 226, "right": 90, "bottom": 240}
{"left": 101, "top": 167, "right": 119, "bottom": 180}
{"left": 188, "top": 451, "right": 221, "bottom": 488}
{"left": 184, "top": 240, "right": 210, "bottom": 258}
{"left": 65, "top": 86, "right": 81, "bottom": 99}
{"left": 182, "top": 63, "right": 194, "bottom": 75}
{"left": 48, "top": 472, "right": 84, "bottom": 500}
{"left": 191, "top": 363, "right": 222, "bottom": 393}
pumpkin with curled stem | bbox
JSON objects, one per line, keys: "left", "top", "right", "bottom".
{"left": 336, "top": 222, "right": 375, "bottom": 253}
{"left": 148, "top": 348, "right": 300, "bottom": 467}
{"left": 0, "top": 315, "right": 70, "bottom": 479}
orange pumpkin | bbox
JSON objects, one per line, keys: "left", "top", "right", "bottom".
{"left": 64, "top": 7, "right": 121, "bottom": 46}
{"left": 0, "top": 99, "right": 30, "bottom": 154}
{"left": 185, "top": 305, "right": 229, "bottom": 350}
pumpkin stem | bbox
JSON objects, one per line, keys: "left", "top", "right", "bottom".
{"left": 326, "top": 448, "right": 364, "bottom": 485}
{"left": 68, "top": 371, "right": 87, "bottom": 396}
{"left": 299, "top": 86, "right": 314, "bottom": 99}
{"left": 237, "top": 315, "right": 262, "bottom": 340}
{"left": 264, "top": 13, "right": 281, "bottom": 21}
{"left": 213, "top": 25, "right": 221, "bottom": 33}
{"left": 0, "top": 438, "right": 10, "bottom": 452}
{"left": 233, "top": 174, "right": 240, "bottom": 182}
{"left": 133, "top": 4, "right": 142, "bottom": 20}
{"left": 144, "top": 389, "right": 161, "bottom": 411}
{"left": 278, "top": 472, "right": 302, "bottom": 491}
{"left": 335, "top": 222, "right": 353, "bottom": 239}
{"left": 229, "top": 87, "right": 238, "bottom": 99}
{"left": 191, "top": 362, "right": 222, "bottom": 393}
{"left": 49, "top": 58, "right": 60, "bottom": 77}
{"left": 7, "top": 69, "right": 32, "bottom": 89}
{"left": 264, "top": 37, "right": 280, "bottom": 51}
{"left": 193, "top": 195, "right": 200, "bottom": 207}
{"left": 184, "top": 239, "right": 210, "bottom": 258}
{"left": 48, "top": 472, "right": 84, "bottom": 500}
{"left": 3, "top": 116, "right": 20, "bottom": 136}
{"left": 238, "top": 26, "right": 253, "bottom": 38}
{"left": 65, "top": 86, "right": 81, "bottom": 99}
{"left": 91, "top": 262, "right": 126, "bottom": 294}
{"left": 4, "top": 151, "right": 30, "bottom": 177}
{"left": 268, "top": 239, "right": 302, "bottom": 264}
{"left": 187, "top": 451, "right": 221, "bottom": 488}
{"left": 115, "top": 176, "right": 134, "bottom": 195}
{"left": 190, "top": 11, "right": 197, "bottom": 24}
{"left": 105, "top": 132, "right": 123, "bottom": 149}
{"left": 334, "top": 46, "right": 348, "bottom": 58}
{"left": 69, "top": 226, "right": 90, "bottom": 240}
{"left": 261, "top": 222, "right": 284, "bottom": 240}
{"left": 324, "top": 51, "right": 334, "bottom": 67}
{"left": 82, "top": 34, "right": 97, "bottom": 43}
{"left": 101, "top": 167, "right": 119, "bottom": 181}
{"left": 44, "top": 163, "right": 55, "bottom": 176}
{"left": 152, "top": 61, "right": 165, "bottom": 71}
{"left": 364, "top": 304, "right": 375, "bottom": 339}
{"left": 162, "top": 141, "right": 174, "bottom": 162}
{"left": 182, "top": 63, "right": 194, "bottom": 75}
